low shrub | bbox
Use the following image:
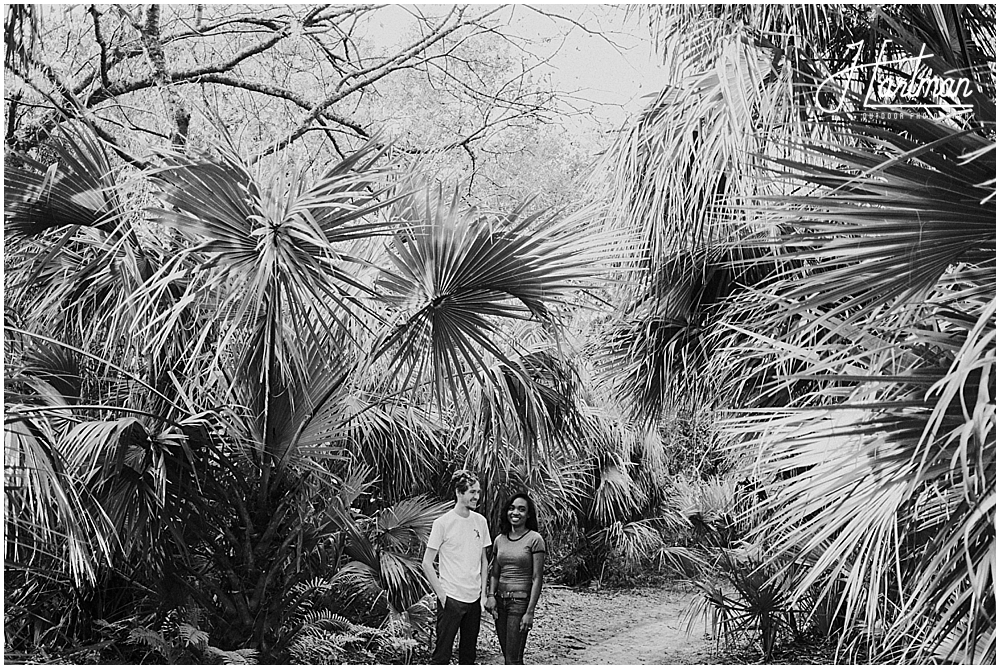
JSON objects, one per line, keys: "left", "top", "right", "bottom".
{"left": 686, "top": 547, "right": 832, "bottom": 662}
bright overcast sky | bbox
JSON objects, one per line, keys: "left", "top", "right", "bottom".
{"left": 503, "top": 4, "right": 668, "bottom": 128}
{"left": 370, "top": 4, "right": 668, "bottom": 132}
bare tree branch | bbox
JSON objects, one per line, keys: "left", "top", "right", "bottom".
{"left": 252, "top": 5, "right": 509, "bottom": 161}
{"left": 87, "top": 5, "right": 110, "bottom": 90}
{"left": 194, "top": 72, "right": 371, "bottom": 139}
{"left": 6, "top": 2, "right": 577, "bottom": 176}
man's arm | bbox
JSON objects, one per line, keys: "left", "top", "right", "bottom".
{"left": 422, "top": 546, "right": 446, "bottom": 606}
{"left": 480, "top": 546, "right": 490, "bottom": 606}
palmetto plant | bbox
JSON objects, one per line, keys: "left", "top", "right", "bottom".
{"left": 598, "top": 3, "right": 995, "bottom": 663}
{"left": 333, "top": 490, "right": 451, "bottom": 615}
{"left": 4, "top": 123, "right": 397, "bottom": 654}
{"left": 719, "top": 122, "right": 996, "bottom": 663}
{"left": 687, "top": 548, "right": 812, "bottom": 661}
{"left": 4, "top": 123, "right": 186, "bottom": 590}
{"left": 270, "top": 475, "right": 444, "bottom": 662}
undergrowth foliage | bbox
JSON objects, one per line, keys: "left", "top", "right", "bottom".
{"left": 128, "top": 608, "right": 258, "bottom": 664}
{"left": 687, "top": 549, "right": 812, "bottom": 662}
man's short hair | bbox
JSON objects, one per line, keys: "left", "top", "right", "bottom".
{"left": 450, "top": 469, "right": 478, "bottom": 495}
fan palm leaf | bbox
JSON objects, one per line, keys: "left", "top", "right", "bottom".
{"left": 335, "top": 495, "right": 449, "bottom": 613}
{"left": 4, "top": 122, "right": 124, "bottom": 238}
{"left": 750, "top": 128, "right": 993, "bottom": 328}
{"left": 596, "top": 519, "right": 664, "bottom": 573}
{"left": 337, "top": 389, "right": 443, "bottom": 496}
{"left": 373, "top": 495, "right": 450, "bottom": 552}
{"left": 374, "top": 191, "right": 610, "bottom": 408}
{"left": 3, "top": 326, "right": 197, "bottom": 582}
{"left": 3, "top": 412, "right": 115, "bottom": 583}
{"left": 600, "top": 245, "right": 777, "bottom": 420}
{"left": 589, "top": 457, "right": 642, "bottom": 526}
{"left": 4, "top": 123, "right": 155, "bottom": 368}
{"left": 145, "top": 142, "right": 397, "bottom": 378}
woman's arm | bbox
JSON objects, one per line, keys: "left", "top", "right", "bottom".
{"left": 521, "top": 546, "right": 545, "bottom": 632}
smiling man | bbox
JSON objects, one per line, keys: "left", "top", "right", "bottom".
{"left": 422, "top": 469, "right": 492, "bottom": 664}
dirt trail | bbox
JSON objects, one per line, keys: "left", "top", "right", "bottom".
{"left": 476, "top": 583, "right": 717, "bottom": 665}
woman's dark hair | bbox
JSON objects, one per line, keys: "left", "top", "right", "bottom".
{"left": 498, "top": 492, "right": 538, "bottom": 535}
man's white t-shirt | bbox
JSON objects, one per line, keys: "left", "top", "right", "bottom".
{"left": 427, "top": 509, "right": 492, "bottom": 603}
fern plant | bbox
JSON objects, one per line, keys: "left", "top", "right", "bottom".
{"left": 274, "top": 575, "right": 431, "bottom": 664}
{"left": 284, "top": 608, "right": 422, "bottom": 664}
{"left": 127, "top": 607, "right": 258, "bottom": 664}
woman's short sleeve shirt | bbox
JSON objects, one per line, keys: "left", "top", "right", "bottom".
{"left": 494, "top": 530, "right": 546, "bottom": 594}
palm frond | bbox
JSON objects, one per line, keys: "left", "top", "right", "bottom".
{"left": 146, "top": 142, "right": 399, "bottom": 391}
{"left": 374, "top": 190, "right": 610, "bottom": 408}
{"left": 590, "top": 457, "right": 642, "bottom": 525}
{"left": 338, "top": 390, "right": 443, "bottom": 496}
{"left": 595, "top": 519, "right": 663, "bottom": 572}
{"left": 3, "top": 414, "right": 116, "bottom": 583}
{"left": 374, "top": 496, "right": 451, "bottom": 551}
{"left": 5, "top": 122, "right": 124, "bottom": 238}
{"left": 4, "top": 124, "right": 153, "bottom": 363}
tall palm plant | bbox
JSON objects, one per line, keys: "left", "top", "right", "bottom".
{"left": 4, "top": 123, "right": 401, "bottom": 652}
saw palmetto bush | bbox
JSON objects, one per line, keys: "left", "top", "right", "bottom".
{"left": 3, "top": 120, "right": 611, "bottom": 659}
{"left": 272, "top": 478, "right": 445, "bottom": 663}
{"left": 597, "top": 3, "right": 995, "bottom": 664}
{"left": 686, "top": 548, "right": 812, "bottom": 661}
{"left": 719, "top": 121, "right": 995, "bottom": 663}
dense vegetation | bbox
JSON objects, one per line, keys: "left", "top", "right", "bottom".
{"left": 4, "top": 3, "right": 994, "bottom": 665}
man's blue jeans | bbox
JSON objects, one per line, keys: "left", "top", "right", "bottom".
{"left": 432, "top": 596, "right": 481, "bottom": 664}
{"left": 494, "top": 597, "right": 530, "bottom": 664}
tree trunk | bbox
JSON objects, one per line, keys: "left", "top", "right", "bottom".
{"left": 138, "top": 4, "right": 190, "bottom": 147}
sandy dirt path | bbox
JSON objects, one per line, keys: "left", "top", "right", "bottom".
{"left": 476, "top": 583, "right": 717, "bottom": 665}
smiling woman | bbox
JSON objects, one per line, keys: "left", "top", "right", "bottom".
{"left": 487, "top": 492, "right": 546, "bottom": 664}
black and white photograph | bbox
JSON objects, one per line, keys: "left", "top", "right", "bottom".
{"left": 3, "top": 3, "right": 995, "bottom": 665}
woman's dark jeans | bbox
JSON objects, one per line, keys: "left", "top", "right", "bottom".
{"left": 494, "top": 597, "right": 530, "bottom": 664}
